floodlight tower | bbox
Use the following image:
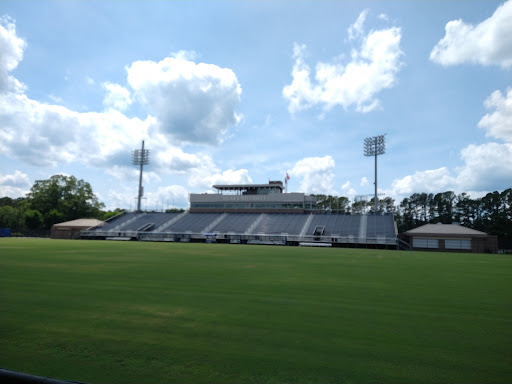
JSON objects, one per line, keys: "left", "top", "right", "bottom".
{"left": 364, "top": 134, "right": 386, "bottom": 215}
{"left": 132, "top": 140, "right": 150, "bottom": 212}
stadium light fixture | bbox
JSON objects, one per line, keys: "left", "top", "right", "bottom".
{"left": 364, "top": 134, "right": 386, "bottom": 215}
{"left": 132, "top": 140, "right": 150, "bottom": 212}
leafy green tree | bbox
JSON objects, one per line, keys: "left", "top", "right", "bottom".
{"left": 479, "top": 189, "right": 512, "bottom": 241}
{"left": 396, "top": 197, "right": 414, "bottom": 233}
{"left": 0, "top": 206, "right": 21, "bottom": 229}
{"left": 44, "top": 209, "right": 64, "bottom": 228}
{"left": 351, "top": 200, "right": 368, "bottom": 215}
{"left": 432, "top": 191, "right": 455, "bottom": 223}
{"left": 336, "top": 196, "right": 351, "bottom": 213}
{"left": 455, "top": 192, "right": 474, "bottom": 226}
{"left": 379, "top": 197, "right": 396, "bottom": 214}
{"left": 0, "top": 197, "right": 15, "bottom": 207}
{"left": 165, "top": 208, "right": 186, "bottom": 213}
{"left": 103, "top": 209, "right": 125, "bottom": 221}
{"left": 28, "top": 175, "right": 105, "bottom": 227}
{"left": 23, "top": 209, "right": 43, "bottom": 229}
{"left": 314, "top": 195, "right": 351, "bottom": 213}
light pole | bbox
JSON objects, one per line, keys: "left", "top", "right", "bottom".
{"left": 364, "top": 135, "right": 386, "bottom": 215}
{"left": 132, "top": 140, "right": 150, "bottom": 212}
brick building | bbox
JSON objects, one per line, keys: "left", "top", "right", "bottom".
{"left": 401, "top": 223, "right": 497, "bottom": 253}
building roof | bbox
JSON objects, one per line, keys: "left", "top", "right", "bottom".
{"left": 405, "top": 223, "right": 487, "bottom": 236}
{"left": 213, "top": 183, "right": 283, "bottom": 191}
{"left": 52, "top": 219, "right": 104, "bottom": 228}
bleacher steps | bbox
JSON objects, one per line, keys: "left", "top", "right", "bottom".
{"left": 155, "top": 212, "right": 188, "bottom": 232}
{"left": 202, "top": 213, "right": 228, "bottom": 233}
{"left": 110, "top": 213, "right": 144, "bottom": 232}
{"left": 358, "top": 215, "right": 368, "bottom": 240}
{"left": 299, "top": 213, "right": 314, "bottom": 237}
{"left": 244, "top": 213, "right": 266, "bottom": 234}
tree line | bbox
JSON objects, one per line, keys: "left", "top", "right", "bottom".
{"left": 314, "top": 189, "right": 511, "bottom": 242}
{"left": 0, "top": 175, "right": 122, "bottom": 233}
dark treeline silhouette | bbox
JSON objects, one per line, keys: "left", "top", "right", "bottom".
{"left": 315, "top": 189, "right": 511, "bottom": 243}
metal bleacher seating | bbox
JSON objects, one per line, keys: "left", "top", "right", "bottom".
{"left": 85, "top": 211, "right": 397, "bottom": 246}
{"left": 100, "top": 212, "right": 138, "bottom": 231}
{"left": 209, "top": 213, "right": 261, "bottom": 234}
{"left": 366, "top": 215, "right": 396, "bottom": 238}
{"left": 250, "top": 213, "right": 309, "bottom": 235}
{"left": 165, "top": 212, "right": 220, "bottom": 233}
{"left": 121, "top": 213, "right": 176, "bottom": 232}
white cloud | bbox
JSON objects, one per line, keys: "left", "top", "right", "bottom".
{"left": 102, "top": 82, "right": 132, "bottom": 111}
{"left": 390, "top": 86, "right": 512, "bottom": 197}
{"left": 102, "top": 174, "right": 184, "bottom": 210}
{"left": 126, "top": 53, "right": 242, "bottom": 145}
{"left": 188, "top": 168, "right": 252, "bottom": 191}
{"left": 0, "top": 170, "right": 30, "bottom": 188}
{"left": 478, "top": 88, "right": 512, "bottom": 143}
{"left": 430, "top": 0, "right": 512, "bottom": 68}
{"left": 148, "top": 185, "right": 190, "bottom": 209}
{"left": 360, "top": 177, "right": 369, "bottom": 187}
{"left": 0, "top": 18, "right": 154, "bottom": 168}
{"left": 104, "top": 166, "right": 161, "bottom": 185}
{"left": 104, "top": 189, "right": 134, "bottom": 211}
{"left": 105, "top": 166, "right": 138, "bottom": 181}
{"left": 283, "top": 17, "right": 403, "bottom": 113}
{"left": 106, "top": 184, "right": 191, "bottom": 212}
{"left": 456, "top": 142, "right": 512, "bottom": 191}
{"left": 390, "top": 143, "right": 512, "bottom": 197}
{"left": 0, "top": 18, "right": 248, "bottom": 208}
{"left": 378, "top": 14, "right": 389, "bottom": 22}
{"left": 347, "top": 9, "right": 368, "bottom": 40}
{"left": 455, "top": 88, "right": 512, "bottom": 192}
{"left": 0, "top": 170, "right": 31, "bottom": 198}
{"left": 0, "top": 15, "right": 26, "bottom": 93}
{"left": 289, "top": 156, "right": 336, "bottom": 195}
{"left": 0, "top": 92, "right": 154, "bottom": 167}
{"left": 341, "top": 180, "right": 357, "bottom": 197}
{"left": 390, "top": 167, "right": 456, "bottom": 195}
{"left": 0, "top": 19, "right": 242, "bottom": 173}
{"left": 155, "top": 147, "right": 207, "bottom": 174}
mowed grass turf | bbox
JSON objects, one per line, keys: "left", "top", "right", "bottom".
{"left": 1, "top": 239, "right": 511, "bottom": 384}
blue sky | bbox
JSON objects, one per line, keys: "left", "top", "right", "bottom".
{"left": 1, "top": 0, "right": 511, "bottom": 210}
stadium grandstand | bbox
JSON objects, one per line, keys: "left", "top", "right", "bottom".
{"left": 81, "top": 181, "right": 398, "bottom": 248}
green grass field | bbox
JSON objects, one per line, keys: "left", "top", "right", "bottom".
{"left": 1, "top": 239, "right": 511, "bottom": 384}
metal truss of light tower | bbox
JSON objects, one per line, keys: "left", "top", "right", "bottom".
{"left": 131, "top": 140, "right": 150, "bottom": 212}
{"left": 364, "top": 134, "right": 386, "bottom": 215}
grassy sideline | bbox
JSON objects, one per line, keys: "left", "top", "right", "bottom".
{"left": 1, "top": 239, "right": 511, "bottom": 384}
